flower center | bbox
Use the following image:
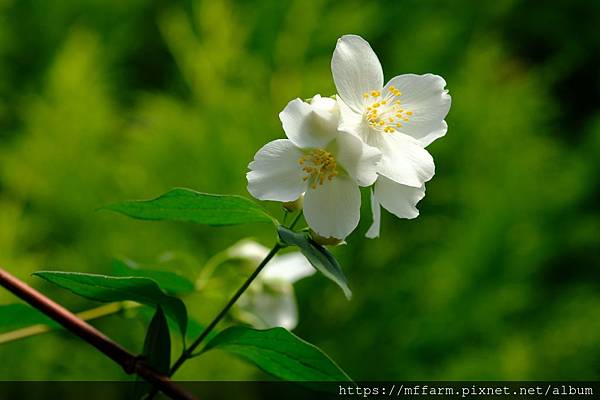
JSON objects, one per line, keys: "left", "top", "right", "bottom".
{"left": 298, "top": 149, "right": 339, "bottom": 189}
{"left": 362, "top": 86, "right": 413, "bottom": 133}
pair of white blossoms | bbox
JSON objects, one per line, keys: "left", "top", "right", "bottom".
{"left": 247, "top": 35, "right": 451, "bottom": 240}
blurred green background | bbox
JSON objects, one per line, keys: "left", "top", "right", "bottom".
{"left": 0, "top": 0, "right": 599, "bottom": 383}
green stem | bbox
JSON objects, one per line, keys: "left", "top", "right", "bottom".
{"left": 289, "top": 211, "right": 303, "bottom": 229}
{"left": 194, "top": 251, "right": 229, "bottom": 291}
{"left": 168, "top": 242, "right": 283, "bottom": 376}
{"left": 0, "top": 301, "right": 140, "bottom": 345}
{"left": 282, "top": 209, "right": 289, "bottom": 225}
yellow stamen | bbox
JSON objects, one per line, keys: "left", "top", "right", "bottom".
{"left": 298, "top": 149, "right": 339, "bottom": 188}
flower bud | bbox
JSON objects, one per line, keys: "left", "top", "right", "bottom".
{"left": 282, "top": 194, "right": 304, "bottom": 212}
{"left": 309, "top": 229, "right": 344, "bottom": 246}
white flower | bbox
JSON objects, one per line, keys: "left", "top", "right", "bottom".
{"left": 229, "top": 240, "right": 315, "bottom": 330}
{"left": 331, "top": 34, "right": 451, "bottom": 237}
{"left": 365, "top": 177, "right": 426, "bottom": 238}
{"left": 247, "top": 94, "right": 381, "bottom": 239}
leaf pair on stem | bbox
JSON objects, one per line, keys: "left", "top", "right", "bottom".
{"left": 1, "top": 187, "right": 352, "bottom": 399}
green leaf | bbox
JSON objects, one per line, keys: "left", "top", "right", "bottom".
{"left": 0, "top": 304, "right": 59, "bottom": 333}
{"left": 202, "top": 326, "right": 351, "bottom": 383}
{"left": 135, "top": 307, "right": 214, "bottom": 344}
{"left": 142, "top": 306, "right": 171, "bottom": 373}
{"left": 134, "top": 306, "right": 171, "bottom": 399}
{"left": 103, "top": 188, "right": 274, "bottom": 226}
{"left": 33, "top": 271, "right": 187, "bottom": 338}
{"left": 112, "top": 259, "right": 194, "bottom": 295}
{"left": 277, "top": 226, "right": 351, "bottom": 299}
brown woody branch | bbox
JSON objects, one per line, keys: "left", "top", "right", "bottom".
{"left": 0, "top": 268, "right": 196, "bottom": 400}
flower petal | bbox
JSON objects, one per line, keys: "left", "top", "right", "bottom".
{"left": 279, "top": 96, "right": 338, "bottom": 149}
{"left": 227, "top": 239, "right": 270, "bottom": 264}
{"left": 337, "top": 95, "right": 371, "bottom": 138}
{"left": 247, "top": 139, "right": 307, "bottom": 201}
{"left": 303, "top": 175, "right": 361, "bottom": 239}
{"left": 333, "top": 131, "right": 381, "bottom": 187}
{"left": 384, "top": 74, "right": 451, "bottom": 146}
{"left": 261, "top": 252, "right": 315, "bottom": 284}
{"left": 374, "top": 175, "right": 426, "bottom": 219}
{"left": 310, "top": 94, "right": 339, "bottom": 121}
{"left": 365, "top": 188, "right": 381, "bottom": 239}
{"left": 237, "top": 288, "right": 299, "bottom": 330}
{"left": 368, "top": 131, "right": 435, "bottom": 187}
{"left": 332, "top": 34, "right": 383, "bottom": 112}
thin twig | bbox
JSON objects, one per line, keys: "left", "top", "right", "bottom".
{"left": 289, "top": 211, "right": 303, "bottom": 229}
{"left": 0, "top": 268, "right": 196, "bottom": 400}
{"left": 0, "top": 301, "right": 140, "bottom": 345}
{"left": 149, "top": 212, "right": 304, "bottom": 398}
{"left": 168, "top": 243, "right": 282, "bottom": 375}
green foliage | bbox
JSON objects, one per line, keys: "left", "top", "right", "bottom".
{"left": 33, "top": 272, "right": 187, "bottom": 338}
{"left": 142, "top": 306, "right": 171, "bottom": 373}
{"left": 0, "top": 304, "right": 58, "bottom": 333}
{"left": 112, "top": 259, "right": 195, "bottom": 296}
{"left": 278, "top": 226, "right": 351, "bottom": 299}
{"left": 135, "top": 306, "right": 212, "bottom": 345}
{"left": 202, "top": 326, "right": 351, "bottom": 383}
{"left": 103, "top": 188, "right": 275, "bottom": 226}
{"left": 135, "top": 306, "right": 171, "bottom": 399}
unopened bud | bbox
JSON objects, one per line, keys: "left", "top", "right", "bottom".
{"left": 283, "top": 194, "right": 304, "bottom": 212}
{"left": 309, "top": 229, "right": 344, "bottom": 246}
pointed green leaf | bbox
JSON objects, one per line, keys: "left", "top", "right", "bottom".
{"left": 143, "top": 306, "right": 171, "bottom": 373}
{"left": 33, "top": 271, "right": 187, "bottom": 338}
{"left": 277, "top": 226, "right": 351, "bottom": 299}
{"left": 0, "top": 304, "right": 59, "bottom": 333}
{"left": 202, "top": 326, "right": 351, "bottom": 383}
{"left": 135, "top": 307, "right": 213, "bottom": 344}
{"left": 134, "top": 306, "right": 171, "bottom": 399}
{"left": 112, "top": 259, "right": 194, "bottom": 295}
{"left": 103, "top": 188, "right": 274, "bottom": 226}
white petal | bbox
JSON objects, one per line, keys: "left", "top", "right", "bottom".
{"left": 365, "top": 188, "right": 381, "bottom": 239}
{"left": 337, "top": 95, "right": 370, "bottom": 138}
{"left": 338, "top": 101, "right": 435, "bottom": 187}
{"left": 374, "top": 175, "right": 426, "bottom": 219}
{"left": 303, "top": 175, "right": 361, "bottom": 239}
{"left": 310, "top": 94, "right": 338, "bottom": 115}
{"left": 332, "top": 34, "right": 383, "bottom": 112}
{"left": 261, "top": 252, "right": 315, "bottom": 284}
{"left": 371, "top": 131, "right": 435, "bottom": 187}
{"left": 226, "top": 239, "right": 270, "bottom": 264}
{"left": 247, "top": 139, "right": 307, "bottom": 202}
{"left": 384, "top": 74, "right": 451, "bottom": 146}
{"left": 279, "top": 97, "right": 338, "bottom": 149}
{"left": 237, "top": 287, "right": 299, "bottom": 330}
{"left": 333, "top": 132, "right": 381, "bottom": 187}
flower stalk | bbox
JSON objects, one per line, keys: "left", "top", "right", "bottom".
{"left": 168, "top": 242, "right": 283, "bottom": 374}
